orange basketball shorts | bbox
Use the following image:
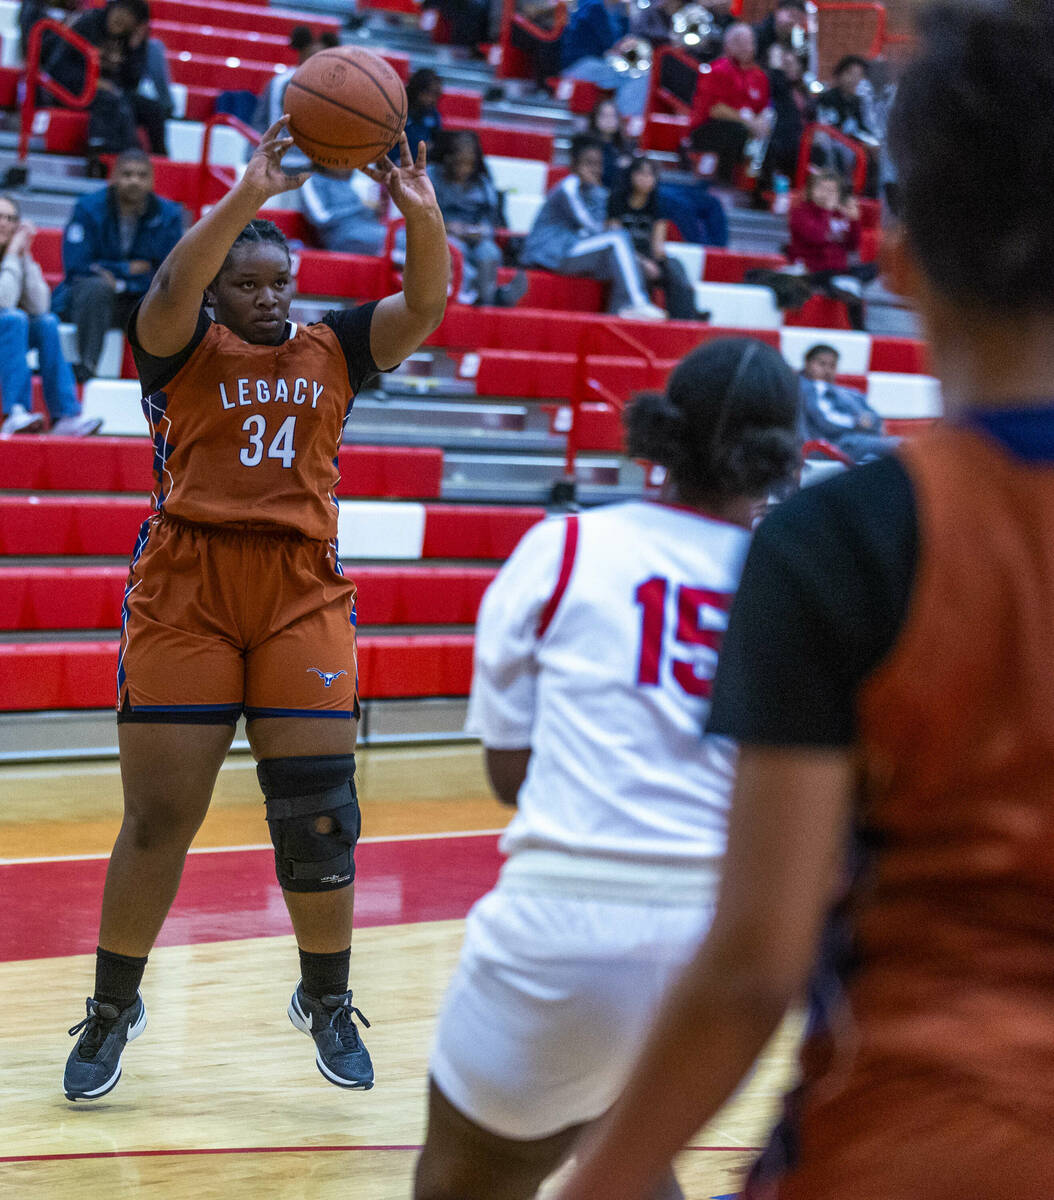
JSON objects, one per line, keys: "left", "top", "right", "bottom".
{"left": 116, "top": 514, "right": 358, "bottom": 724}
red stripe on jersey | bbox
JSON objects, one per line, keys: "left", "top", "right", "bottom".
{"left": 536, "top": 515, "right": 579, "bottom": 638}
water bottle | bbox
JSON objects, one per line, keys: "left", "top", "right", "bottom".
{"left": 772, "top": 174, "right": 791, "bottom": 215}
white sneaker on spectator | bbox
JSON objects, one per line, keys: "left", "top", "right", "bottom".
{"left": 50, "top": 415, "right": 104, "bottom": 437}
{"left": 618, "top": 303, "right": 668, "bottom": 322}
{"left": 2, "top": 406, "right": 45, "bottom": 435}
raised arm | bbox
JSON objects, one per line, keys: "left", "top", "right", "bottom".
{"left": 363, "top": 134, "right": 450, "bottom": 371}
{"left": 135, "top": 118, "right": 309, "bottom": 357}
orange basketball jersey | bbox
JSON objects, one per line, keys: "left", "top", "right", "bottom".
{"left": 778, "top": 426, "right": 1054, "bottom": 1198}
{"left": 131, "top": 304, "right": 379, "bottom": 541}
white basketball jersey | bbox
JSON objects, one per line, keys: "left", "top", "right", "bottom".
{"left": 467, "top": 500, "right": 751, "bottom": 867}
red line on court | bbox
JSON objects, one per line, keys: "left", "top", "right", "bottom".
{"left": 0, "top": 835, "right": 504, "bottom": 962}
{"left": 0, "top": 1145, "right": 760, "bottom": 1163}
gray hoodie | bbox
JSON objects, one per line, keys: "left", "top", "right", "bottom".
{"left": 521, "top": 174, "right": 608, "bottom": 270}
{"left": 0, "top": 253, "right": 50, "bottom": 316}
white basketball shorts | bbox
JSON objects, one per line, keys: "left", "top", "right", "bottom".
{"left": 429, "top": 855, "right": 719, "bottom": 1140}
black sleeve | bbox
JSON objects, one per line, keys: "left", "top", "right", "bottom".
{"left": 127, "top": 301, "right": 212, "bottom": 396}
{"left": 607, "top": 191, "right": 626, "bottom": 220}
{"left": 706, "top": 455, "right": 918, "bottom": 747}
{"left": 321, "top": 301, "right": 382, "bottom": 394}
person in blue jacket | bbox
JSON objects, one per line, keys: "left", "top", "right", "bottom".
{"left": 53, "top": 148, "right": 183, "bottom": 382}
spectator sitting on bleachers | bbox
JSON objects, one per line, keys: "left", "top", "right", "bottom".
{"left": 426, "top": 0, "right": 490, "bottom": 49}
{"left": 629, "top": 0, "right": 689, "bottom": 47}
{"left": 0, "top": 193, "right": 100, "bottom": 437}
{"left": 559, "top": 0, "right": 652, "bottom": 117}
{"left": 301, "top": 164, "right": 385, "bottom": 255}
{"left": 815, "top": 54, "right": 879, "bottom": 193}
{"left": 688, "top": 23, "right": 773, "bottom": 184}
{"left": 607, "top": 157, "right": 701, "bottom": 321}
{"left": 429, "top": 131, "right": 526, "bottom": 308}
{"left": 19, "top": 0, "right": 78, "bottom": 60}
{"left": 405, "top": 69, "right": 444, "bottom": 160}
{"left": 788, "top": 169, "right": 876, "bottom": 330}
{"left": 587, "top": 98, "right": 633, "bottom": 189}
{"left": 655, "top": 171, "right": 729, "bottom": 248}
{"left": 760, "top": 47, "right": 814, "bottom": 194}
{"left": 43, "top": 0, "right": 168, "bottom": 166}
{"left": 521, "top": 135, "right": 665, "bottom": 321}
{"left": 753, "top": 0, "right": 807, "bottom": 67}
{"left": 799, "top": 342, "right": 898, "bottom": 463}
{"left": 53, "top": 148, "right": 183, "bottom": 382}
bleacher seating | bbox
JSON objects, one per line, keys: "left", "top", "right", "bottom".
{"left": 0, "top": 0, "right": 926, "bottom": 755}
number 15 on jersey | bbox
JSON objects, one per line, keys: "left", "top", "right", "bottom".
{"left": 635, "top": 577, "right": 733, "bottom": 698}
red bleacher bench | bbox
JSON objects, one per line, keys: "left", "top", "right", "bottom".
{"left": 296, "top": 250, "right": 388, "bottom": 300}
{"left": 0, "top": 67, "right": 19, "bottom": 110}
{"left": 0, "top": 635, "right": 476, "bottom": 709}
{"left": 421, "top": 504, "right": 544, "bottom": 559}
{"left": 0, "top": 564, "right": 496, "bottom": 631}
{"left": 640, "top": 113, "right": 691, "bottom": 153}
{"left": 444, "top": 119, "right": 553, "bottom": 162}
{"left": 147, "top": 0, "right": 341, "bottom": 39}
{"left": 0, "top": 439, "right": 443, "bottom": 499}
{"left": 154, "top": 23, "right": 296, "bottom": 67}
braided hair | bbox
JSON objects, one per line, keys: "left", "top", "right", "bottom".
{"left": 212, "top": 219, "right": 290, "bottom": 289}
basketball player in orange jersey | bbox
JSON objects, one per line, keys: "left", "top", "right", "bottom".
{"left": 556, "top": 3, "right": 1054, "bottom": 1197}
{"left": 62, "top": 119, "right": 450, "bottom": 1101}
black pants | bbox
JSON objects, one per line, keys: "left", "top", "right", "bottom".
{"left": 809, "top": 264, "right": 878, "bottom": 331}
{"left": 689, "top": 119, "right": 749, "bottom": 184}
{"left": 87, "top": 88, "right": 167, "bottom": 156}
{"left": 650, "top": 256, "right": 698, "bottom": 321}
{"left": 66, "top": 275, "right": 139, "bottom": 380}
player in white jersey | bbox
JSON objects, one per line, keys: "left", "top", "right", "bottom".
{"left": 414, "top": 338, "right": 801, "bottom": 1200}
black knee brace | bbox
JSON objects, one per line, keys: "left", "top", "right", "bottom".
{"left": 257, "top": 755, "right": 361, "bottom": 893}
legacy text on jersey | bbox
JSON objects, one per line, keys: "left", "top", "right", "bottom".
{"left": 219, "top": 376, "right": 326, "bottom": 411}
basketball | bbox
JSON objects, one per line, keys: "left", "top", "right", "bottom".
{"left": 284, "top": 46, "right": 408, "bottom": 171}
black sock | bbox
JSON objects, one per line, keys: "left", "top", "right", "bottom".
{"left": 299, "top": 947, "right": 351, "bottom": 1002}
{"left": 94, "top": 946, "right": 148, "bottom": 1011}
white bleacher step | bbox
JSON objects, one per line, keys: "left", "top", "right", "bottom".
{"left": 57, "top": 325, "right": 124, "bottom": 379}
{"left": 693, "top": 282, "right": 782, "bottom": 330}
{"left": 487, "top": 155, "right": 548, "bottom": 198}
{"left": 780, "top": 328, "right": 872, "bottom": 375}
{"left": 502, "top": 193, "right": 544, "bottom": 236}
{"left": 80, "top": 379, "right": 147, "bottom": 436}
{"left": 664, "top": 242, "right": 706, "bottom": 283}
{"left": 866, "top": 372, "right": 942, "bottom": 420}
{"left": 165, "top": 119, "right": 252, "bottom": 168}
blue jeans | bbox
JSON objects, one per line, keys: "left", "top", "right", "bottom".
{"left": 0, "top": 309, "right": 79, "bottom": 418}
{"left": 657, "top": 183, "right": 730, "bottom": 248}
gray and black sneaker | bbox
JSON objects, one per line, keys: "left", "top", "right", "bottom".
{"left": 63, "top": 993, "right": 147, "bottom": 1101}
{"left": 288, "top": 982, "right": 374, "bottom": 1090}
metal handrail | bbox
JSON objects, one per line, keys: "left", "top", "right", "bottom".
{"left": 193, "top": 112, "right": 260, "bottom": 221}
{"left": 19, "top": 18, "right": 100, "bottom": 163}
{"left": 794, "top": 121, "right": 869, "bottom": 193}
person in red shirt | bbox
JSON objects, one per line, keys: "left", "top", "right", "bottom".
{"left": 688, "top": 23, "right": 772, "bottom": 184}
{"left": 788, "top": 169, "right": 877, "bottom": 328}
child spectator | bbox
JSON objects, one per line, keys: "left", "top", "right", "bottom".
{"left": 815, "top": 54, "right": 880, "bottom": 193}
{"left": 799, "top": 342, "right": 898, "bottom": 462}
{"left": 53, "top": 149, "right": 183, "bottom": 381}
{"left": 521, "top": 135, "right": 665, "bottom": 321}
{"left": 0, "top": 193, "right": 99, "bottom": 437}
{"left": 429, "top": 131, "right": 525, "bottom": 307}
{"left": 587, "top": 98, "right": 634, "bottom": 189}
{"left": 43, "top": 0, "right": 168, "bottom": 166}
{"left": 405, "top": 69, "right": 444, "bottom": 159}
{"left": 608, "top": 157, "right": 702, "bottom": 320}
{"left": 688, "top": 23, "right": 772, "bottom": 184}
{"left": 788, "top": 169, "right": 877, "bottom": 329}
{"left": 301, "top": 168, "right": 385, "bottom": 254}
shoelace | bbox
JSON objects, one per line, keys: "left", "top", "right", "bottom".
{"left": 67, "top": 998, "right": 118, "bottom": 1061}
{"left": 320, "top": 991, "right": 371, "bottom": 1048}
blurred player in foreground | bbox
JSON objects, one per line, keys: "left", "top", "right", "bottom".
{"left": 62, "top": 122, "right": 449, "bottom": 1101}
{"left": 414, "top": 337, "right": 801, "bottom": 1199}
{"left": 556, "top": 3, "right": 1054, "bottom": 1197}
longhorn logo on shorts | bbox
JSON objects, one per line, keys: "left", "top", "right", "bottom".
{"left": 307, "top": 668, "right": 348, "bottom": 688}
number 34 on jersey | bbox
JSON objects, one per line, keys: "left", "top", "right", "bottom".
{"left": 240, "top": 414, "right": 297, "bottom": 468}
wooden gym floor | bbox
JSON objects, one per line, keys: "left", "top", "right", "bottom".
{"left": 0, "top": 745, "right": 799, "bottom": 1198}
